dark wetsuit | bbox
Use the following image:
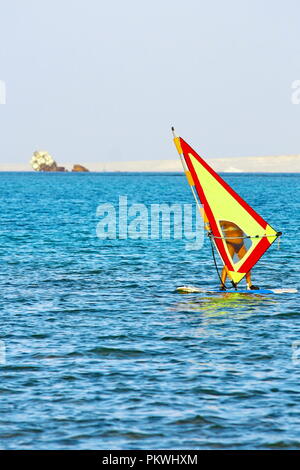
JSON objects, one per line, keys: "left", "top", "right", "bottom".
{"left": 226, "top": 240, "right": 244, "bottom": 253}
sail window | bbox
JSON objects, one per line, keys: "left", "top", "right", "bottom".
{"left": 219, "top": 220, "right": 252, "bottom": 263}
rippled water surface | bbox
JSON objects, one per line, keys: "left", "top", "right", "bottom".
{"left": 0, "top": 172, "right": 299, "bottom": 449}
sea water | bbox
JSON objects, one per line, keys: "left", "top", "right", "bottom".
{"left": 0, "top": 171, "right": 299, "bottom": 449}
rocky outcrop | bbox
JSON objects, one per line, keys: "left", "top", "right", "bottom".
{"left": 72, "top": 164, "right": 89, "bottom": 172}
{"left": 30, "top": 151, "right": 87, "bottom": 172}
{"left": 30, "top": 151, "right": 58, "bottom": 172}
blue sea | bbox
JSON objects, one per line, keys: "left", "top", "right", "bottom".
{"left": 0, "top": 171, "right": 299, "bottom": 450}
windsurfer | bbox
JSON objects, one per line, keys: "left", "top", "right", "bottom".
{"left": 219, "top": 221, "right": 259, "bottom": 290}
{"left": 173, "top": 131, "right": 281, "bottom": 292}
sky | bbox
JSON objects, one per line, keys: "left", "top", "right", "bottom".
{"left": 0, "top": 0, "right": 300, "bottom": 168}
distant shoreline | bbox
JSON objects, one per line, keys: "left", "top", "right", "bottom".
{"left": 1, "top": 155, "right": 300, "bottom": 173}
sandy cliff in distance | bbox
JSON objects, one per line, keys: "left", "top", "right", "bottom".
{"left": 85, "top": 155, "right": 300, "bottom": 173}
{"left": 1, "top": 155, "right": 300, "bottom": 172}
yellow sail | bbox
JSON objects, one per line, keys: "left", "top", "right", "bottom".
{"left": 173, "top": 133, "right": 281, "bottom": 285}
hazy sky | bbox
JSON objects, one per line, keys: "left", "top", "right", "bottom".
{"left": 1, "top": 0, "right": 300, "bottom": 167}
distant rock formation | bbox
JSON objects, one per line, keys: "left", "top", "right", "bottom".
{"left": 30, "top": 151, "right": 89, "bottom": 172}
{"left": 72, "top": 164, "right": 89, "bottom": 172}
{"left": 30, "top": 151, "right": 62, "bottom": 172}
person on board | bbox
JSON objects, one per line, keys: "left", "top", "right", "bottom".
{"left": 203, "top": 216, "right": 259, "bottom": 290}
{"left": 218, "top": 221, "right": 259, "bottom": 290}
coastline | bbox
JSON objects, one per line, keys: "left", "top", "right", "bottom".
{"left": 1, "top": 155, "right": 300, "bottom": 173}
